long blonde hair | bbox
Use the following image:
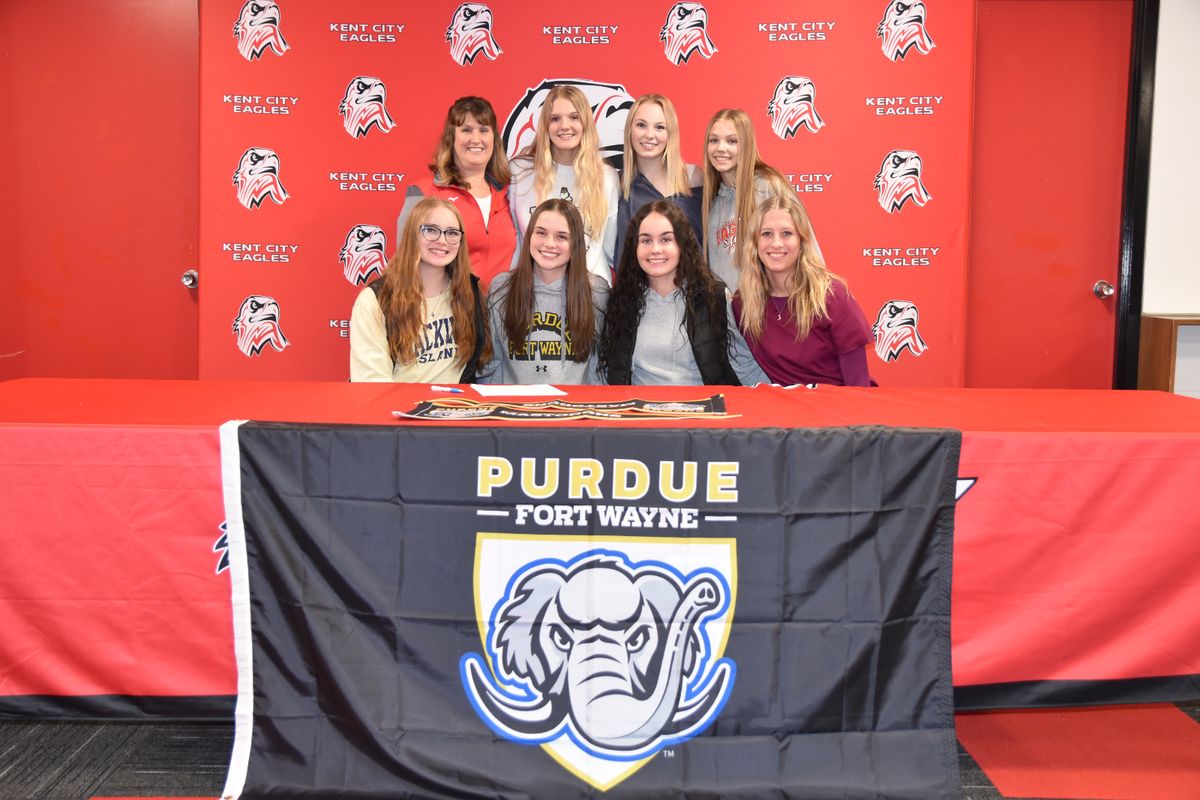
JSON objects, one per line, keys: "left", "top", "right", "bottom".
{"left": 375, "top": 197, "right": 489, "bottom": 366}
{"left": 621, "top": 94, "right": 692, "bottom": 200}
{"left": 701, "top": 108, "right": 789, "bottom": 251}
{"left": 737, "top": 195, "right": 840, "bottom": 341}
{"left": 519, "top": 85, "right": 609, "bottom": 238}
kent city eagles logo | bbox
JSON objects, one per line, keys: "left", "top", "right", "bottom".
{"left": 877, "top": 0, "right": 936, "bottom": 62}
{"left": 232, "top": 148, "right": 289, "bottom": 209}
{"left": 339, "top": 77, "right": 396, "bottom": 138}
{"left": 232, "top": 0, "right": 290, "bottom": 61}
{"left": 873, "top": 299, "right": 928, "bottom": 362}
{"left": 767, "top": 76, "right": 825, "bottom": 139}
{"left": 447, "top": 3, "right": 503, "bottom": 65}
{"left": 232, "top": 295, "right": 290, "bottom": 357}
{"left": 660, "top": 2, "right": 717, "bottom": 65}
{"left": 503, "top": 79, "right": 635, "bottom": 161}
{"left": 874, "top": 149, "right": 931, "bottom": 212}
{"left": 339, "top": 224, "right": 387, "bottom": 286}
{"left": 462, "top": 538, "right": 736, "bottom": 790}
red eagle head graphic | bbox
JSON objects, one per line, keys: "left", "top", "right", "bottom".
{"left": 874, "top": 149, "right": 931, "bottom": 213}
{"left": 877, "top": 0, "right": 936, "bottom": 62}
{"left": 339, "top": 77, "right": 396, "bottom": 139}
{"left": 446, "top": 3, "right": 503, "bottom": 65}
{"left": 503, "top": 79, "right": 634, "bottom": 161}
{"left": 232, "top": 295, "right": 290, "bottom": 357}
{"left": 873, "top": 300, "right": 928, "bottom": 362}
{"left": 660, "top": 2, "right": 717, "bottom": 65}
{"left": 232, "top": 147, "right": 289, "bottom": 209}
{"left": 339, "top": 224, "right": 388, "bottom": 286}
{"left": 715, "top": 219, "right": 737, "bottom": 252}
{"left": 767, "top": 76, "right": 825, "bottom": 139}
{"left": 232, "top": 0, "right": 290, "bottom": 62}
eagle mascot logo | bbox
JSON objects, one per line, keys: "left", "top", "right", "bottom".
{"left": 874, "top": 149, "right": 931, "bottom": 213}
{"left": 232, "top": 147, "right": 289, "bottom": 209}
{"left": 503, "top": 79, "right": 635, "bottom": 161}
{"left": 339, "top": 77, "right": 396, "bottom": 139}
{"left": 232, "top": 0, "right": 290, "bottom": 62}
{"left": 339, "top": 224, "right": 388, "bottom": 286}
{"left": 232, "top": 295, "right": 290, "bottom": 357}
{"left": 873, "top": 300, "right": 928, "bottom": 362}
{"left": 660, "top": 2, "right": 718, "bottom": 65}
{"left": 767, "top": 76, "right": 825, "bottom": 139}
{"left": 877, "top": 0, "right": 936, "bottom": 62}
{"left": 446, "top": 3, "right": 503, "bottom": 65}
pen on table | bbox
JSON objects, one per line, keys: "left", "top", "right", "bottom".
{"left": 431, "top": 385, "right": 464, "bottom": 393}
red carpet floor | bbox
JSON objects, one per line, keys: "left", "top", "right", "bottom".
{"left": 956, "top": 704, "right": 1200, "bottom": 800}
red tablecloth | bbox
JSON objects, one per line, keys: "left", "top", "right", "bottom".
{"left": 2, "top": 379, "right": 1198, "bottom": 710}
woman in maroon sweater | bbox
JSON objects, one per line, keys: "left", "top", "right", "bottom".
{"left": 733, "top": 196, "right": 874, "bottom": 386}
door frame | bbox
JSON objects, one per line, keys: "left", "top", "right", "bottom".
{"left": 1114, "top": 0, "right": 1159, "bottom": 388}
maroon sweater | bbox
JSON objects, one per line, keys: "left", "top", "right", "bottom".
{"left": 732, "top": 281, "right": 873, "bottom": 386}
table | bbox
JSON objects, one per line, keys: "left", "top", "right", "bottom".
{"left": 2, "top": 379, "right": 1198, "bottom": 717}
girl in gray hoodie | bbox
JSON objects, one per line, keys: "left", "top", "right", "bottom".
{"left": 480, "top": 199, "right": 608, "bottom": 384}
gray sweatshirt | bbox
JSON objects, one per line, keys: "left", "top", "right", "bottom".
{"left": 480, "top": 270, "right": 609, "bottom": 385}
{"left": 706, "top": 180, "right": 767, "bottom": 289}
{"left": 630, "top": 287, "right": 768, "bottom": 386}
{"left": 705, "top": 176, "right": 823, "bottom": 289}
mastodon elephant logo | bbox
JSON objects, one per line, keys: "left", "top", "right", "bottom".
{"left": 462, "top": 550, "right": 735, "bottom": 776}
{"left": 446, "top": 3, "right": 502, "bottom": 65}
{"left": 339, "top": 224, "right": 387, "bottom": 286}
{"left": 232, "top": 295, "right": 290, "bottom": 357}
{"left": 339, "top": 77, "right": 395, "bottom": 139}
{"left": 660, "top": 2, "right": 717, "bottom": 65}
{"left": 502, "top": 79, "right": 635, "bottom": 161}
{"left": 232, "top": 147, "right": 289, "bottom": 209}
{"left": 874, "top": 149, "right": 931, "bottom": 212}
{"left": 873, "top": 299, "right": 928, "bottom": 361}
{"left": 232, "top": 0, "right": 289, "bottom": 61}
{"left": 767, "top": 76, "right": 825, "bottom": 139}
{"left": 877, "top": 0, "right": 936, "bottom": 62}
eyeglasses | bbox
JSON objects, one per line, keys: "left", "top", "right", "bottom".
{"left": 418, "top": 224, "right": 464, "bottom": 244}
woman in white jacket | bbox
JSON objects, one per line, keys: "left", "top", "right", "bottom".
{"left": 508, "top": 85, "right": 619, "bottom": 285}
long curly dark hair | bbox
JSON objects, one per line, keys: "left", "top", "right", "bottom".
{"left": 598, "top": 200, "right": 729, "bottom": 380}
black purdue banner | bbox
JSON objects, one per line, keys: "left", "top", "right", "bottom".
{"left": 219, "top": 422, "right": 961, "bottom": 799}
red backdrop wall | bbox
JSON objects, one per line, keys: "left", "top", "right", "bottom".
{"left": 198, "top": 1, "right": 975, "bottom": 385}
{"left": 1, "top": 1, "right": 1133, "bottom": 388}
{"left": 0, "top": 1, "right": 199, "bottom": 380}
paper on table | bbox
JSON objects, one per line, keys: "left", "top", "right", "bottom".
{"left": 471, "top": 384, "right": 567, "bottom": 397}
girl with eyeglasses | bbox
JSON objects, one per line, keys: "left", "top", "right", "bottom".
{"left": 613, "top": 94, "right": 703, "bottom": 268}
{"left": 480, "top": 199, "right": 608, "bottom": 384}
{"left": 702, "top": 108, "right": 821, "bottom": 290}
{"left": 508, "top": 85, "right": 619, "bottom": 285}
{"left": 395, "top": 96, "right": 516, "bottom": 291}
{"left": 351, "top": 197, "right": 490, "bottom": 382}
{"left": 734, "top": 196, "right": 873, "bottom": 386}
{"left": 598, "top": 200, "right": 766, "bottom": 386}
